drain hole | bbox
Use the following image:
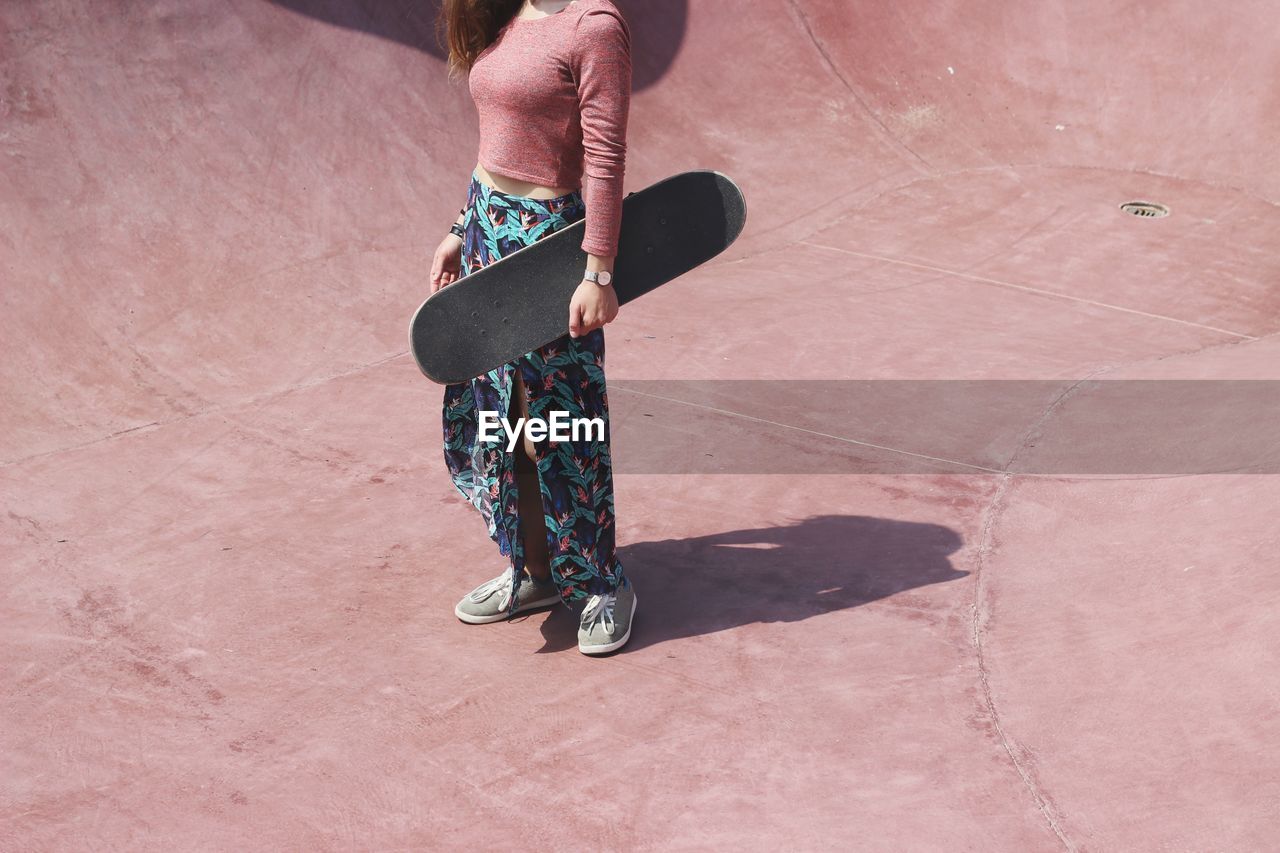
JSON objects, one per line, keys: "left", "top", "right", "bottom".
{"left": 1120, "top": 201, "right": 1170, "bottom": 218}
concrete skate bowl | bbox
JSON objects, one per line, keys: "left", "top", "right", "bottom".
{"left": 3, "top": 0, "right": 1279, "bottom": 849}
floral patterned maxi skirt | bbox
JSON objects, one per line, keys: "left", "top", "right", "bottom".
{"left": 442, "top": 170, "right": 625, "bottom": 614}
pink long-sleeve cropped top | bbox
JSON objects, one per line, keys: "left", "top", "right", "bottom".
{"left": 469, "top": 0, "right": 632, "bottom": 257}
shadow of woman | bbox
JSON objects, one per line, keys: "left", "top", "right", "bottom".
{"left": 261, "top": 0, "right": 686, "bottom": 91}
{"left": 533, "top": 514, "right": 968, "bottom": 652}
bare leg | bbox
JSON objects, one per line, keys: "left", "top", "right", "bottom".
{"left": 511, "top": 370, "right": 552, "bottom": 582}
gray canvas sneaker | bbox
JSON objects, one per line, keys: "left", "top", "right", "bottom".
{"left": 455, "top": 566, "right": 561, "bottom": 624}
{"left": 577, "top": 579, "right": 637, "bottom": 655}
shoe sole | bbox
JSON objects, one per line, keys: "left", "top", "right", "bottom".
{"left": 578, "top": 592, "right": 636, "bottom": 655}
{"left": 454, "top": 592, "right": 561, "bottom": 624}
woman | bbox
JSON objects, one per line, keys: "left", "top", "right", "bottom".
{"left": 429, "top": 0, "right": 636, "bottom": 654}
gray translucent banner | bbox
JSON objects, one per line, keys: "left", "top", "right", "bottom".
{"left": 606, "top": 380, "right": 1280, "bottom": 475}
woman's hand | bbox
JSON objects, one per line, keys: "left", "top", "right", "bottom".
{"left": 568, "top": 280, "right": 620, "bottom": 338}
{"left": 430, "top": 233, "right": 463, "bottom": 293}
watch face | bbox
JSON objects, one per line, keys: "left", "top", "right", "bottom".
{"left": 598, "top": 270, "right": 613, "bottom": 286}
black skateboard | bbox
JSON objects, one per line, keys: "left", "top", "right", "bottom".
{"left": 410, "top": 170, "right": 746, "bottom": 384}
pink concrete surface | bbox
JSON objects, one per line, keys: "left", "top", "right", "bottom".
{"left": 2, "top": 0, "right": 1278, "bottom": 849}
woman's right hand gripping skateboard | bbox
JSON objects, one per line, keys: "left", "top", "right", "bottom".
{"left": 431, "top": 233, "right": 463, "bottom": 293}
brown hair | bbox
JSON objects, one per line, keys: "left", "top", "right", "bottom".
{"left": 437, "top": 0, "right": 524, "bottom": 79}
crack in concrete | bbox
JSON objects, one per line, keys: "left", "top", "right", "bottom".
{"left": 970, "top": 468, "right": 1076, "bottom": 850}
{"left": 970, "top": 368, "right": 1111, "bottom": 850}
{"left": 967, "top": 328, "right": 1277, "bottom": 849}
{"left": 783, "top": 0, "right": 932, "bottom": 171}
{"left": 1, "top": 350, "right": 411, "bottom": 469}
{"left": 802, "top": 241, "right": 1260, "bottom": 340}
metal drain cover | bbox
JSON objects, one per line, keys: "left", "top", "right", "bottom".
{"left": 1120, "top": 201, "right": 1170, "bottom": 218}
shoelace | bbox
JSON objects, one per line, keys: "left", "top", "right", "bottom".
{"left": 581, "top": 591, "right": 617, "bottom": 633}
{"left": 468, "top": 567, "right": 515, "bottom": 612}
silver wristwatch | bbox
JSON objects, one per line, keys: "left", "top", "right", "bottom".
{"left": 584, "top": 269, "right": 614, "bottom": 287}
